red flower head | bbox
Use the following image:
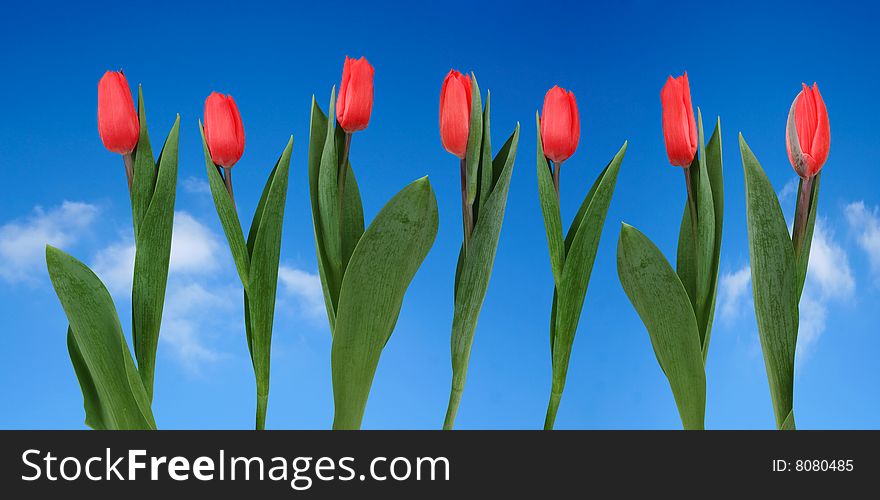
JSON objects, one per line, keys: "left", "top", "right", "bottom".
{"left": 786, "top": 83, "right": 830, "bottom": 178}
{"left": 337, "top": 56, "right": 375, "bottom": 133}
{"left": 660, "top": 72, "right": 697, "bottom": 167}
{"left": 97, "top": 71, "right": 139, "bottom": 155}
{"left": 204, "top": 92, "right": 245, "bottom": 168}
{"left": 439, "top": 70, "right": 472, "bottom": 158}
{"left": 540, "top": 86, "right": 580, "bottom": 163}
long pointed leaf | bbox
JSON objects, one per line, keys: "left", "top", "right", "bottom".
{"left": 536, "top": 112, "right": 564, "bottom": 286}
{"left": 550, "top": 143, "right": 626, "bottom": 396}
{"left": 130, "top": 86, "right": 156, "bottom": 240}
{"left": 740, "top": 134, "right": 799, "bottom": 429}
{"left": 200, "top": 122, "right": 249, "bottom": 288}
{"left": 131, "top": 116, "right": 179, "bottom": 401}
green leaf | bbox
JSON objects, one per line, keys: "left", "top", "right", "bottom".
{"left": 200, "top": 122, "right": 249, "bottom": 288}
{"left": 477, "top": 91, "right": 494, "bottom": 213}
{"left": 675, "top": 115, "right": 723, "bottom": 359}
{"left": 131, "top": 115, "right": 179, "bottom": 401}
{"left": 700, "top": 117, "right": 724, "bottom": 358}
{"left": 794, "top": 174, "right": 820, "bottom": 300}
{"left": 246, "top": 136, "right": 293, "bottom": 430}
{"left": 130, "top": 86, "right": 156, "bottom": 240}
{"left": 740, "top": 134, "right": 799, "bottom": 430}
{"left": 550, "top": 143, "right": 626, "bottom": 398}
{"left": 446, "top": 123, "right": 519, "bottom": 428}
{"left": 335, "top": 120, "right": 366, "bottom": 274}
{"left": 536, "top": 112, "right": 564, "bottom": 286}
{"left": 465, "top": 74, "right": 483, "bottom": 204}
{"left": 617, "top": 224, "right": 706, "bottom": 430}
{"left": 692, "top": 111, "right": 716, "bottom": 348}
{"left": 307, "top": 98, "right": 338, "bottom": 328}
{"left": 331, "top": 177, "right": 439, "bottom": 429}
{"left": 317, "top": 88, "right": 343, "bottom": 312}
{"left": 46, "top": 246, "right": 156, "bottom": 430}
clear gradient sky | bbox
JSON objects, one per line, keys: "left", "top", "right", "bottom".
{"left": 1, "top": 0, "right": 879, "bottom": 429}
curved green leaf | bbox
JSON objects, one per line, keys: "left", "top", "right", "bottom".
{"left": 200, "top": 122, "right": 249, "bottom": 288}
{"left": 317, "top": 88, "right": 343, "bottom": 313}
{"left": 465, "top": 74, "right": 483, "bottom": 204}
{"left": 536, "top": 112, "right": 564, "bottom": 286}
{"left": 331, "top": 177, "right": 439, "bottom": 429}
{"left": 131, "top": 85, "right": 156, "bottom": 240}
{"left": 550, "top": 143, "right": 626, "bottom": 397}
{"left": 740, "top": 134, "right": 799, "bottom": 430}
{"left": 617, "top": 224, "right": 705, "bottom": 430}
{"left": 246, "top": 136, "right": 293, "bottom": 429}
{"left": 446, "top": 124, "right": 519, "bottom": 427}
{"left": 47, "top": 246, "right": 155, "bottom": 430}
{"left": 131, "top": 115, "right": 179, "bottom": 401}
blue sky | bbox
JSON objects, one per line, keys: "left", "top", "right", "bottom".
{"left": 1, "top": 0, "right": 879, "bottom": 429}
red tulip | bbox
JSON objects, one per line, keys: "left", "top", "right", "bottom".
{"left": 660, "top": 72, "right": 697, "bottom": 167}
{"left": 204, "top": 92, "right": 245, "bottom": 168}
{"left": 786, "top": 83, "right": 830, "bottom": 178}
{"left": 540, "top": 86, "right": 580, "bottom": 163}
{"left": 439, "top": 70, "right": 472, "bottom": 158}
{"left": 337, "top": 56, "right": 375, "bottom": 133}
{"left": 97, "top": 71, "right": 139, "bottom": 155}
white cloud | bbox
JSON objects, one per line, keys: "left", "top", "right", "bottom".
{"left": 91, "top": 211, "right": 221, "bottom": 294}
{"left": 169, "top": 212, "right": 221, "bottom": 274}
{"left": 182, "top": 176, "right": 211, "bottom": 195}
{"left": 844, "top": 201, "right": 880, "bottom": 282}
{"left": 805, "top": 220, "right": 855, "bottom": 300}
{"left": 0, "top": 201, "right": 99, "bottom": 284}
{"left": 796, "top": 219, "right": 854, "bottom": 364}
{"left": 719, "top": 266, "right": 751, "bottom": 322}
{"left": 161, "top": 282, "right": 237, "bottom": 370}
{"left": 278, "top": 266, "right": 325, "bottom": 320}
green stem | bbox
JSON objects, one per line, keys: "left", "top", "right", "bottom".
{"left": 122, "top": 153, "right": 134, "bottom": 195}
{"left": 223, "top": 166, "right": 236, "bottom": 211}
{"left": 256, "top": 391, "right": 268, "bottom": 430}
{"left": 792, "top": 175, "right": 813, "bottom": 254}
{"left": 544, "top": 391, "right": 562, "bottom": 430}
{"left": 460, "top": 158, "right": 474, "bottom": 252}
{"left": 552, "top": 160, "right": 561, "bottom": 199}
{"left": 443, "top": 387, "right": 463, "bottom": 430}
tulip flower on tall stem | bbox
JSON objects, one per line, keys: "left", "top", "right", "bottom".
{"left": 617, "top": 72, "right": 723, "bottom": 430}
{"left": 47, "top": 71, "right": 180, "bottom": 429}
{"left": 440, "top": 70, "right": 519, "bottom": 429}
{"left": 308, "top": 57, "right": 438, "bottom": 430}
{"left": 200, "top": 92, "right": 293, "bottom": 430}
{"left": 537, "top": 86, "right": 626, "bottom": 429}
{"left": 740, "top": 83, "right": 829, "bottom": 430}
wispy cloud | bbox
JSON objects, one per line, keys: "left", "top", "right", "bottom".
{"left": 182, "top": 176, "right": 211, "bottom": 195}
{"left": 778, "top": 177, "right": 799, "bottom": 204}
{"left": 0, "top": 201, "right": 99, "bottom": 284}
{"left": 796, "top": 219, "right": 854, "bottom": 363}
{"left": 844, "top": 201, "right": 880, "bottom": 283}
{"left": 278, "top": 266, "right": 326, "bottom": 321}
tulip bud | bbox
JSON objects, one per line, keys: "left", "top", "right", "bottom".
{"left": 439, "top": 70, "right": 472, "bottom": 158}
{"left": 97, "top": 71, "right": 139, "bottom": 155}
{"left": 204, "top": 92, "right": 245, "bottom": 168}
{"left": 540, "top": 86, "right": 580, "bottom": 163}
{"left": 336, "top": 56, "right": 375, "bottom": 133}
{"left": 660, "top": 72, "right": 697, "bottom": 167}
{"left": 786, "top": 83, "right": 830, "bottom": 178}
